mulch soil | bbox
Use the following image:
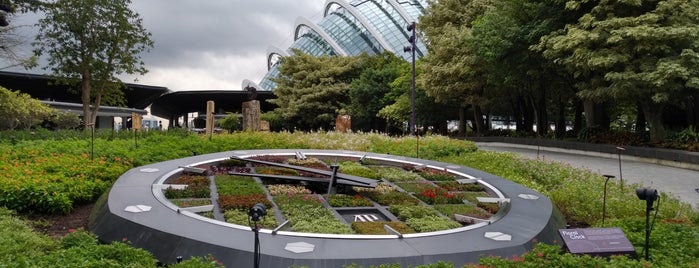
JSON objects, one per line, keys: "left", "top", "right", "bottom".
{"left": 25, "top": 203, "right": 94, "bottom": 239}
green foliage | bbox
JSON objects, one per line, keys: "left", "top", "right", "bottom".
{"left": 394, "top": 181, "right": 435, "bottom": 194}
{"left": 405, "top": 215, "right": 462, "bottom": 232}
{"left": 373, "top": 166, "right": 423, "bottom": 182}
{"left": 215, "top": 175, "right": 263, "bottom": 196}
{"left": 224, "top": 209, "right": 278, "bottom": 229}
{"left": 433, "top": 204, "right": 492, "bottom": 220}
{"left": 45, "top": 111, "right": 81, "bottom": 130}
{"left": 469, "top": 243, "right": 645, "bottom": 268}
{"left": 362, "top": 191, "right": 419, "bottom": 206}
{"left": 169, "top": 198, "right": 211, "bottom": 208}
{"left": 0, "top": 86, "right": 54, "bottom": 130}
{"left": 60, "top": 229, "right": 98, "bottom": 249}
{"left": 389, "top": 205, "right": 439, "bottom": 221}
{"left": 0, "top": 131, "right": 697, "bottom": 266}
{"left": 327, "top": 194, "right": 374, "bottom": 207}
{"left": 168, "top": 255, "right": 225, "bottom": 268}
{"left": 434, "top": 181, "right": 484, "bottom": 192}
{"left": 339, "top": 161, "right": 381, "bottom": 179}
{"left": 283, "top": 204, "right": 354, "bottom": 234}
{"left": 216, "top": 113, "right": 240, "bottom": 133}
{"left": 271, "top": 51, "right": 368, "bottom": 131}
{"left": 164, "top": 175, "right": 210, "bottom": 199}
{"left": 415, "top": 168, "right": 455, "bottom": 181}
{"left": 351, "top": 221, "right": 415, "bottom": 235}
{"left": 0, "top": 207, "right": 56, "bottom": 265}
{"left": 34, "top": 0, "right": 153, "bottom": 128}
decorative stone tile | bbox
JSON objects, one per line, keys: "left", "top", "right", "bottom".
{"left": 518, "top": 194, "right": 540, "bottom": 200}
{"left": 484, "top": 232, "right": 512, "bottom": 241}
{"left": 284, "top": 242, "right": 315, "bottom": 253}
{"left": 125, "top": 205, "right": 152, "bottom": 213}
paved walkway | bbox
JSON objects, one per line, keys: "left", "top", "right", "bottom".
{"left": 476, "top": 142, "right": 699, "bottom": 210}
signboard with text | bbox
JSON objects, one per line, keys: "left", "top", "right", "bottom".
{"left": 559, "top": 228, "right": 636, "bottom": 258}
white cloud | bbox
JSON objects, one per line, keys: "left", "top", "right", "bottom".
{"left": 2, "top": 0, "right": 325, "bottom": 91}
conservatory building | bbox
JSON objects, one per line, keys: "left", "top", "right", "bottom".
{"left": 253, "top": 0, "right": 429, "bottom": 90}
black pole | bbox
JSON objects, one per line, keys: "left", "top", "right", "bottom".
{"left": 326, "top": 164, "right": 339, "bottom": 201}
{"left": 253, "top": 226, "right": 260, "bottom": 268}
{"left": 602, "top": 175, "right": 615, "bottom": 225}
{"left": 617, "top": 146, "right": 625, "bottom": 189}
{"left": 644, "top": 198, "right": 653, "bottom": 261}
{"left": 410, "top": 34, "right": 416, "bottom": 137}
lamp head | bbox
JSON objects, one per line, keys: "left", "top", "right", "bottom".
{"left": 406, "top": 22, "right": 415, "bottom": 31}
{"left": 248, "top": 203, "right": 266, "bottom": 222}
{"left": 636, "top": 187, "right": 658, "bottom": 202}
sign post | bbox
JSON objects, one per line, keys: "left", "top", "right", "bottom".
{"left": 559, "top": 228, "right": 636, "bottom": 258}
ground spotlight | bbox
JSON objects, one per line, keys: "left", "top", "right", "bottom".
{"left": 636, "top": 187, "right": 659, "bottom": 261}
{"left": 636, "top": 187, "right": 658, "bottom": 203}
{"left": 248, "top": 203, "right": 267, "bottom": 223}
{"left": 248, "top": 203, "right": 266, "bottom": 268}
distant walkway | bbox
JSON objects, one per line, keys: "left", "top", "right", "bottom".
{"left": 476, "top": 142, "right": 699, "bottom": 210}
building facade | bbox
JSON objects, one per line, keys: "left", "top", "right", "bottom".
{"left": 255, "top": 0, "right": 429, "bottom": 90}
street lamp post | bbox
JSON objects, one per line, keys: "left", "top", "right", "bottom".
{"left": 404, "top": 22, "right": 416, "bottom": 136}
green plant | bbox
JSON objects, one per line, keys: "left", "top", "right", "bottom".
{"left": 339, "top": 161, "right": 381, "bottom": 179}
{"left": 351, "top": 221, "right": 415, "bottom": 235}
{"left": 433, "top": 204, "right": 491, "bottom": 220}
{"left": 374, "top": 166, "right": 423, "bottom": 182}
{"left": 224, "top": 209, "right": 278, "bottom": 229}
{"left": 394, "top": 181, "right": 435, "bottom": 193}
{"left": 327, "top": 194, "right": 374, "bottom": 207}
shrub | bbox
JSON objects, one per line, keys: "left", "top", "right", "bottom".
{"left": 224, "top": 209, "right": 278, "bottom": 229}
{"left": 351, "top": 221, "right": 415, "bottom": 235}
{"left": 373, "top": 166, "right": 423, "bottom": 182}
{"left": 433, "top": 204, "right": 492, "bottom": 220}
{"left": 339, "top": 161, "right": 381, "bottom": 179}
{"left": 218, "top": 194, "right": 271, "bottom": 211}
{"left": 327, "top": 194, "right": 374, "bottom": 207}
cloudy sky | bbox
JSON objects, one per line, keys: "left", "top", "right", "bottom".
{"left": 3, "top": 0, "right": 326, "bottom": 91}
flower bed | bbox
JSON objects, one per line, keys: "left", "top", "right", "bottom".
{"left": 164, "top": 175, "right": 210, "bottom": 199}
{"left": 327, "top": 194, "right": 374, "bottom": 207}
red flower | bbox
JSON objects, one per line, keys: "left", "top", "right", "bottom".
{"left": 68, "top": 228, "right": 75, "bottom": 233}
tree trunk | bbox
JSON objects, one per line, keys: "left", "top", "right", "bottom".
{"left": 458, "top": 106, "right": 466, "bottom": 136}
{"left": 522, "top": 97, "right": 534, "bottom": 132}
{"left": 81, "top": 72, "right": 92, "bottom": 128}
{"left": 534, "top": 89, "right": 548, "bottom": 136}
{"left": 573, "top": 99, "right": 583, "bottom": 132}
{"left": 635, "top": 102, "right": 647, "bottom": 133}
{"left": 583, "top": 101, "right": 610, "bottom": 130}
{"left": 472, "top": 104, "right": 484, "bottom": 135}
{"left": 640, "top": 101, "right": 666, "bottom": 143}
{"left": 555, "top": 97, "right": 566, "bottom": 137}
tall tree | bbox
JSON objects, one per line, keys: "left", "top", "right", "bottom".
{"left": 271, "top": 50, "right": 366, "bottom": 131}
{"left": 418, "top": 0, "right": 495, "bottom": 134}
{"left": 348, "top": 51, "right": 405, "bottom": 132}
{"left": 537, "top": 0, "right": 699, "bottom": 142}
{"left": 33, "top": 0, "right": 152, "bottom": 128}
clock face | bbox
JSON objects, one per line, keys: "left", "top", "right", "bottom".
{"left": 166, "top": 152, "right": 498, "bottom": 235}
{"left": 95, "top": 149, "right": 561, "bottom": 266}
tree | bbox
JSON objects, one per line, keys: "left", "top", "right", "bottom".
{"left": 217, "top": 113, "right": 241, "bottom": 133}
{"left": 348, "top": 51, "right": 406, "bottom": 132}
{"left": 270, "top": 50, "right": 366, "bottom": 131}
{"left": 536, "top": 0, "right": 699, "bottom": 142}
{"left": 0, "top": 85, "right": 52, "bottom": 130}
{"left": 33, "top": 0, "right": 153, "bottom": 128}
{"left": 418, "top": 0, "right": 496, "bottom": 135}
